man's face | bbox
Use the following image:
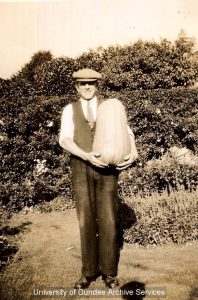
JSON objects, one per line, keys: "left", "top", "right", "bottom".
{"left": 76, "top": 81, "right": 98, "bottom": 100}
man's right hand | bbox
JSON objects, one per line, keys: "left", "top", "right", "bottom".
{"left": 87, "top": 152, "right": 107, "bottom": 168}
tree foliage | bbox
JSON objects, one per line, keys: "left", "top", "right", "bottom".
{"left": 16, "top": 51, "right": 53, "bottom": 85}
{"left": 0, "top": 33, "right": 198, "bottom": 210}
{"left": 1, "top": 87, "right": 198, "bottom": 209}
{"left": 1, "top": 33, "right": 197, "bottom": 97}
{"left": 34, "top": 57, "right": 75, "bottom": 96}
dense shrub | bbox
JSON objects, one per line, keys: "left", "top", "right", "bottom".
{"left": 101, "top": 87, "right": 198, "bottom": 159}
{"left": 1, "top": 87, "right": 197, "bottom": 210}
{"left": 0, "top": 33, "right": 198, "bottom": 210}
{"left": 34, "top": 36, "right": 197, "bottom": 94}
{"left": 34, "top": 57, "right": 76, "bottom": 96}
{"left": 2, "top": 33, "right": 197, "bottom": 98}
{"left": 75, "top": 48, "right": 104, "bottom": 72}
{"left": 105, "top": 88, "right": 198, "bottom": 197}
{"left": 123, "top": 189, "right": 198, "bottom": 245}
{"left": 0, "top": 77, "right": 35, "bottom": 99}
{"left": 119, "top": 147, "right": 198, "bottom": 197}
{"left": 0, "top": 78, "right": 10, "bottom": 98}
{"left": 1, "top": 36, "right": 198, "bottom": 248}
{"left": 17, "top": 51, "right": 53, "bottom": 85}
{"left": 1, "top": 94, "right": 75, "bottom": 210}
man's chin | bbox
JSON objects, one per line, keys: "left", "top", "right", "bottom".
{"left": 82, "top": 95, "right": 95, "bottom": 100}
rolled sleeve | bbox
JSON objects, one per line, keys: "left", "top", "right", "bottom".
{"left": 59, "top": 104, "right": 74, "bottom": 146}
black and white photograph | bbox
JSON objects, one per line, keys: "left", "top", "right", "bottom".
{"left": 0, "top": 0, "right": 198, "bottom": 299}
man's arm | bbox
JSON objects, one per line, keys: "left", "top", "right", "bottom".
{"left": 59, "top": 104, "right": 89, "bottom": 161}
{"left": 60, "top": 137, "right": 107, "bottom": 168}
{"left": 60, "top": 137, "right": 88, "bottom": 160}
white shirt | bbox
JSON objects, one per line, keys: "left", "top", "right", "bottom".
{"left": 59, "top": 97, "right": 134, "bottom": 146}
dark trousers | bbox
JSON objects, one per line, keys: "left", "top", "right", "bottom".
{"left": 71, "top": 157, "right": 119, "bottom": 277}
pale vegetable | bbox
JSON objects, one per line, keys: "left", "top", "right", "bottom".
{"left": 93, "top": 98, "right": 131, "bottom": 165}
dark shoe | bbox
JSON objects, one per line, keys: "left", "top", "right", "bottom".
{"left": 103, "top": 275, "right": 119, "bottom": 289}
{"left": 74, "top": 275, "right": 93, "bottom": 289}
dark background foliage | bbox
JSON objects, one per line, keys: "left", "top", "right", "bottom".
{"left": 0, "top": 33, "right": 198, "bottom": 210}
{"left": 1, "top": 87, "right": 197, "bottom": 210}
{"left": 1, "top": 31, "right": 197, "bottom": 98}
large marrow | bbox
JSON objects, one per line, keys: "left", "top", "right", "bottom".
{"left": 93, "top": 98, "right": 131, "bottom": 165}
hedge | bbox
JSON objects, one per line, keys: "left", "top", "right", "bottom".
{"left": 1, "top": 87, "right": 198, "bottom": 210}
{"left": 1, "top": 34, "right": 197, "bottom": 98}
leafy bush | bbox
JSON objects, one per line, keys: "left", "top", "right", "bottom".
{"left": 34, "top": 57, "right": 76, "bottom": 96}
{"left": 0, "top": 32, "right": 198, "bottom": 211}
{"left": 2, "top": 32, "right": 197, "bottom": 98}
{"left": 34, "top": 36, "right": 197, "bottom": 94}
{"left": 1, "top": 94, "right": 74, "bottom": 210}
{"left": 17, "top": 50, "right": 53, "bottom": 85}
{"left": 1, "top": 87, "right": 197, "bottom": 210}
{"left": 119, "top": 146, "right": 198, "bottom": 197}
{"left": 101, "top": 87, "right": 198, "bottom": 161}
{"left": 123, "top": 188, "right": 198, "bottom": 245}
{"left": 1, "top": 36, "right": 197, "bottom": 249}
{"left": 1, "top": 77, "right": 35, "bottom": 99}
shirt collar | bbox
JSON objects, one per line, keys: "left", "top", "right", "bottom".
{"left": 80, "top": 96, "right": 97, "bottom": 104}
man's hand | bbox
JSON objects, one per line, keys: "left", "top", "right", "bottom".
{"left": 116, "top": 152, "right": 138, "bottom": 170}
{"left": 87, "top": 152, "right": 108, "bottom": 168}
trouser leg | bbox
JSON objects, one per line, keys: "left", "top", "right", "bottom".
{"left": 71, "top": 159, "right": 98, "bottom": 277}
{"left": 95, "top": 169, "right": 118, "bottom": 275}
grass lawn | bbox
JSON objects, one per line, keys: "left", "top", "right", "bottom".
{"left": 0, "top": 208, "right": 198, "bottom": 300}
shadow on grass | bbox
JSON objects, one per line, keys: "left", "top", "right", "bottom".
{"left": 0, "top": 221, "right": 32, "bottom": 236}
{"left": 189, "top": 287, "right": 198, "bottom": 300}
{"left": 120, "top": 281, "right": 146, "bottom": 300}
{"left": 0, "top": 221, "right": 32, "bottom": 273}
{"left": 116, "top": 198, "right": 137, "bottom": 264}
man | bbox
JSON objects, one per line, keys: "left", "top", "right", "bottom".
{"left": 59, "top": 68, "right": 138, "bottom": 289}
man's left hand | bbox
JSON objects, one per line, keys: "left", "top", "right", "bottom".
{"left": 116, "top": 152, "right": 138, "bottom": 170}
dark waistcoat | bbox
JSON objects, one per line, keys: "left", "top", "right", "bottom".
{"left": 72, "top": 99, "right": 103, "bottom": 152}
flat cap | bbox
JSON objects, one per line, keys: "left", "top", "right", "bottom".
{"left": 72, "top": 68, "right": 102, "bottom": 81}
